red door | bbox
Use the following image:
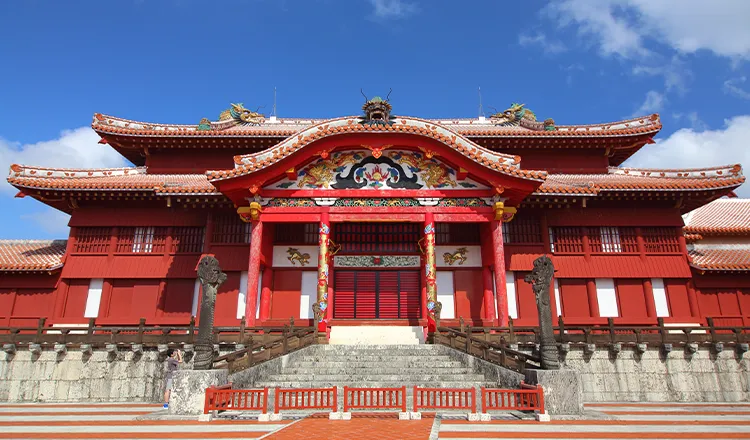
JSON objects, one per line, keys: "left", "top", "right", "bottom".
{"left": 334, "top": 270, "right": 420, "bottom": 319}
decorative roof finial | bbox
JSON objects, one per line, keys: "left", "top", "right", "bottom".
{"left": 358, "top": 89, "right": 396, "bottom": 127}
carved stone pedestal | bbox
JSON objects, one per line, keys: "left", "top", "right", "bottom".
{"left": 169, "top": 370, "right": 229, "bottom": 416}
{"left": 525, "top": 368, "right": 583, "bottom": 415}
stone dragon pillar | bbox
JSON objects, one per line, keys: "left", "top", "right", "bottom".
{"left": 313, "top": 212, "right": 331, "bottom": 331}
{"left": 524, "top": 255, "right": 559, "bottom": 370}
{"left": 193, "top": 255, "right": 227, "bottom": 371}
{"left": 423, "top": 213, "right": 441, "bottom": 332}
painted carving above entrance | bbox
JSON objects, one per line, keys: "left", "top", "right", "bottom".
{"left": 333, "top": 255, "right": 420, "bottom": 268}
{"left": 265, "top": 149, "right": 488, "bottom": 191}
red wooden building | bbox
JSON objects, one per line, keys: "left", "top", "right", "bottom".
{"left": 3, "top": 98, "right": 747, "bottom": 334}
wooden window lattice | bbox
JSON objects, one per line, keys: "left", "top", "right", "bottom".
{"left": 642, "top": 227, "right": 681, "bottom": 253}
{"left": 590, "top": 227, "right": 638, "bottom": 253}
{"left": 73, "top": 227, "right": 111, "bottom": 253}
{"left": 549, "top": 227, "right": 584, "bottom": 253}
{"left": 333, "top": 223, "right": 420, "bottom": 254}
{"left": 116, "top": 227, "right": 167, "bottom": 253}
{"left": 502, "top": 216, "right": 542, "bottom": 244}
{"left": 212, "top": 214, "right": 251, "bottom": 244}
{"left": 435, "top": 223, "right": 480, "bottom": 245}
{"left": 172, "top": 227, "right": 204, "bottom": 253}
{"left": 274, "top": 223, "right": 318, "bottom": 244}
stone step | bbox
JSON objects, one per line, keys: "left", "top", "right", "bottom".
{"left": 329, "top": 326, "right": 425, "bottom": 345}
{"left": 280, "top": 367, "right": 475, "bottom": 375}
{"left": 289, "top": 361, "right": 465, "bottom": 369}
{"left": 266, "top": 374, "right": 488, "bottom": 382}
{"left": 313, "top": 344, "right": 440, "bottom": 351}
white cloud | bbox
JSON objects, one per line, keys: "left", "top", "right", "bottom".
{"left": 724, "top": 76, "right": 750, "bottom": 100}
{"left": 1, "top": 127, "right": 129, "bottom": 233}
{"left": 624, "top": 115, "right": 750, "bottom": 197}
{"left": 367, "top": 0, "right": 417, "bottom": 20}
{"left": 518, "top": 32, "right": 567, "bottom": 54}
{"left": 546, "top": 0, "right": 750, "bottom": 60}
{"left": 632, "top": 56, "right": 691, "bottom": 94}
{"left": 20, "top": 210, "right": 71, "bottom": 236}
{"left": 633, "top": 90, "right": 665, "bottom": 116}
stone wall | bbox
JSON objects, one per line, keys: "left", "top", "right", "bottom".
{"left": 556, "top": 345, "right": 749, "bottom": 402}
{"left": 0, "top": 347, "right": 202, "bottom": 403}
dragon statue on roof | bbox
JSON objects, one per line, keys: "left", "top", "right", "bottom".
{"left": 358, "top": 89, "right": 396, "bottom": 127}
{"left": 489, "top": 103, "right": 556, "bottom": 131}
{"left": 219, "top": 103, "right": 266, "bottom": 126}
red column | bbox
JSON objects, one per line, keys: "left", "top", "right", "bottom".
{"left": 258, "top": 267, "right": 273, "bottom": 322}
{"left": 586, "top": 279, "right": 600, "bottom": 317}
{"left": 643, "top": 279, "right": 657, "bottom": 318}
{"left": 423, "top": 212, "right": 438, "bottom": 331}
{"left": 98, "top": 279, "right": 113, "bottom": 318}
{"left": 482, "top": 266, "right": 495, "bottom": 321}
{"left": 491, "top": 220, "right": 509, "bottom": 327}
{"left": 52, "top": 279, "right": 69, "bottom": 320}
{"left": 686, "top": 280, "right": 700, "bottom": 319}
{"left": 316, "top": 212, "right": 332, "bottom": 331}
{"left": 245, "top": 220, "right": 263, "bottom": 327}
{"left": 203, "top": 212, "right": 214, "bottom": 253}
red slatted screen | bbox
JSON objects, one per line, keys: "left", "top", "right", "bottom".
{"left": 399, "top": 271, "right": 421, "bottom": 319}
{"left": 356, "top": 272, "right": 378, "bottom": 319}
{"left": 379, "top": 272, "right": 400, "bottom": 319}
{"left": 334, "top": 271, "right": 421, "bottom": 319}
{"left": 334, "top": 272, "right": 356, "bottom": 319}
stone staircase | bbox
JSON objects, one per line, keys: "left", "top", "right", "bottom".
{"left": 254, "top": 345, "right": 496, "bottom": 389}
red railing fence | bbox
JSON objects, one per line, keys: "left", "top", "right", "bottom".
{"left": 204, "top": 384, "right": 269, "bottom": 414}
{"left": 343, "top": 386, "right": 407, "bottom": 412}
{"left": 413, "top": 387, "right": 476, "bottom": 413}
{"left": 274, "top": 387, "right": 337, "bottom": 414}
{"left": 481, "top": 382, "right": 545, "bottom": 413}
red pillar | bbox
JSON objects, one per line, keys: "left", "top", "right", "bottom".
{"left": 482, "top": 266, "right": 495, "bottom": 322}
{"left": 643, "top": 279, "right": 657, "bottom": 318}
{"left": 326, "top": 265, "right": 335, "bottom": 322}
{"left": 586, "top": 279, "right": 600, "bottom": 317}
{"left": 52, "top": 279, "right": 69, "bottom": 320}
{"left": 491, "top": 220, "right": 509, "bottom": 327}
{"left": 423, "top": 212, "right": 438, "bottom": 331}
{"left": 686, "top": 280, "right": 700, "bottom": 319}
{"left": 259, "top": 266, "right": 273, "bottom": 321}
{"left": 317, "top": 212, "right": 331, "bottom": 331}
{"left": 245, "top": 220, "right": 263, "bottom": 327}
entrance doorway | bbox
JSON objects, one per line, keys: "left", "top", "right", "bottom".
{"left": 333, "top": 270, "right": 421, "bottom": 319}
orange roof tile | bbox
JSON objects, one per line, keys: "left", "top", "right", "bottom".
{"left": 207, "top": 117, "right": 548, "bottom": 183}
{"left": 689, "top": 245, "right": 750, "bottom": 272}
{"left": 7, "top": 165, "right": 218, "bottom": 195}
{"left": 684, "top": 198, "right": 750, "bottom": 235}
{"left": 0, "top": 240, "right": 67, "bottom": 272}
{"left": 536, "top": 165, "right": 745, "bottom": 195}
{"left": 92, "top": 113, "right": 662, "bottom": 139}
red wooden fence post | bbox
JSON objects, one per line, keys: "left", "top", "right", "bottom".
{"left": 413, "top": 386, "right": 419, "bottom": 413}
{"left": 274, "top": 387, "right": 280, "bottom": 414}
{"left": 401, "top": 386, "right": 407, "bottom": 413}
{"left": 481, "top": 387, "right": 486, "bottom": 413}
{"left": 204, "top": 386, "right": 213, "bottom": 414}
{"left": 343, "top": 386, "right": 349, "bottom": 413}
{"left": 332, "top": 386, "right": 338, "bottom": 413}
{"left": 471, "top": 388, "right": 477, "bottom": 413}
{"left": 262, "top": 388, "right": 269, "bottom": 414}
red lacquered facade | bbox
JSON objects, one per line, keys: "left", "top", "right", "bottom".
{"left": 3, "top": 101, "right": 748, "bottom": 331}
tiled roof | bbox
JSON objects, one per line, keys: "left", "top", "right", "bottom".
{"left": 92, "top": 113, "right": 662, "bottom": 139}
{"left": 0, "top": 240, "right": 67, "bottom": 272}
{"left": 683, "top": 198, "right": 750, "bottom": 235}
{"left": 7, "top": 165, "right": 218, "bottom": 195}
{"left": 535, "top": 165, "right": 745, "bottom": 195}
{"left": 689, "top": 245, "right": 750, "bottom": 272}
{"left": 208, "top": 117, "right": 548, "bottom": 183}
{"left": 9, "top": 163, "right": 743, "bottom": 198}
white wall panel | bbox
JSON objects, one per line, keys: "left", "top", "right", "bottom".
{"left": 436, "top": 271, "right": 455, "bottom": 319}
{"left": 595, "top": 278, "right": 619, "bottom": 318}
{"left": 83, "top": 279, "right": 104, "bottom": 318}
{"left": 652, "top": 278, "right": 670, "bottom": 317}
{"left": 272, "top": 246, "right": 318, "bottom": 268}
{"left": 191, "top": 279, "right": 201, "bottom": 317}
{"left": 506, "top": 271, "right": 518, "bottom": 319}
{"left": 554, "top": 278, "right": 562, "bottom": 317}
{"left": 236, "top": 271, "right": 248, "bottom": 320}
{"left": 299, "top": 271, "right": 318, "bottom": 319}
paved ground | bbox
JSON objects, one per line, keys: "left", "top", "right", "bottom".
{"left": 1, "top": 402, "right": 749, "bottom": 439}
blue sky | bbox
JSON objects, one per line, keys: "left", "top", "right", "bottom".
{"left": 1, "top": 0, "right": 749, "bottom": 239}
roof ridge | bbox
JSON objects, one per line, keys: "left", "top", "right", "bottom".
{"left": 0, "top": 239, "right": 67, "bottom": 244}
{"left": 608, "top": 164, "right": 743, "bottom": 179}
{"left": 9, "top": 164, "right": 146, "bottom": 179}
